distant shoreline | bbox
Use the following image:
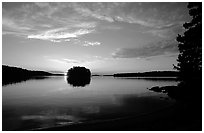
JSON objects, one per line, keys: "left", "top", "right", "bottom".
{"left": 113, "top": 71, "right": 178, "bottom": 77}
{"left": 3, "top": 65, "right": 179, "bottom": 78}
{"left": 93, "top": 71, "right": 179, "bottom": 78}
{"left": 2, "top": 65, "right": 179, "bottom": 86}
{"left": 2, "top": 65, "right": 64, "bottom": 85}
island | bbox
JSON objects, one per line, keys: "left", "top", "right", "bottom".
{"left": 66, "top": 66, "right": 91, "bottom": 87}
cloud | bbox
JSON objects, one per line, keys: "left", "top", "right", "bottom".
{"left": 48, "top": 59, "right": 67, "bottom": 64}
{"left": 48, "top": 57, "right": 89, "bottom": 65}
{"left": 47, "top": 56, "right": 110, "bottom": 66}
{"left": 65, "top": 39, "right": 101, "bottom": 47}
{"left": 34, "top": 2, "right": 50, "bottom": 8}
{"left": 2, "top": 17, "right": 34, "bottom": 37}
{"left": 63, "top": 58, "right": 83, "bottom": 64}
{"left": 74, "top": 22, "right": 97, "bottom": 28}
{"left": 3, "top": 2, "right": 189, "bottom": 46}
{"left": 3, "top": 3, "right": 189, "bottom": 31}
{"left": 144, "top": 23, "right": 184, "bottom": 38}
{"left": 27, "top": 28, "right": 95, "bottom": 42}
{"left": 83, "top": 41, "right": 101, "bottom": 46}
{"left": 48, "top": 58, "right": 84, "bottom": 65}
{"left": 112, "top": 40, "right": 178, "bottom": 58}
{"left": 3, "top": 18, "right": 30, "bottom": 30}
{"left": 69, "top": 3, "right": 188, "bottom": 28}
{"left": 3, "top": 3, "right": 98, "bottom": 44}
{"left": 69, "top": 3, "right": 154, "bottom": 26}
{"left": 100, "top": 25, "right": 122, "bottom": 30}
{"left": 113, "top": 15, "right": 155, "bottom": 27}
{"left": 71, "top": 3, "right": 114, "bottom": 22}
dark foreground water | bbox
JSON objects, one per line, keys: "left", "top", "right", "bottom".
{"left": 3, "top": 76, "right": 178, "bottom": 130}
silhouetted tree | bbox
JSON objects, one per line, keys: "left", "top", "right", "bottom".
{"left": 67, "top": 66, "right": 91, "bottom": 77}
{"left": 67, "top": 66, "right": 91, "bottom": 87}
{"left": 175, "top": 2, "right": 202, "bottom": 81}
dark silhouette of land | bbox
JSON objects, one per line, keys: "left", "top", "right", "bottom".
{"left": 2, "top": 65, "right": 63, "bottom": 86}
{"left": 148, "top": 82, "right": 201, "bottom": 101}
{"left": 67, "top": 66, "right": 91, "bottom": 87}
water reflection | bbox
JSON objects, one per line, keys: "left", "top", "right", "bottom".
{"left": 3, "top": 76, "right": 50, "bottom": 86}
{"left": 114, "top": 77, "right": 178, "bottom": 81}
{"left": 67, "top": 76, "right": 91, "bottom": 87}
{"left": 3, "top": 76, "right": 178, "bottom": 130}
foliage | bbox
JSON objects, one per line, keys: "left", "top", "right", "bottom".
{"left": 67, "top": 66, "right": 91, "bottom": 87}
{"left": 175, "top": 2, "right": 202, "bottom": 80}
{"left": 67, "top": 66, "right": 91, "bottom": 78}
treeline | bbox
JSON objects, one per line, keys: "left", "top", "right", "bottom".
{"left": 113, "top": 71, "right": 179, "bottom": 77}
{"left": 2, "top": 65, "right": 61, "bottom": 85}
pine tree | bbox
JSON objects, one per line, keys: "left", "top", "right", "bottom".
{"left": 175, "top": 2, "right": 202, "bottom": 81}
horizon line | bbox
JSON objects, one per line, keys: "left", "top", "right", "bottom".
{"left": 2, "top": 64, "right": 178, "bottom": 75}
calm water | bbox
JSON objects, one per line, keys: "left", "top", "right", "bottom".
{"left": 3, "top": 76, "right": 178, "bottom": 130}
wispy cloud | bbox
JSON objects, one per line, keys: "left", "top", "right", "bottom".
{"left": 65, "top": 39, "right": 101, "bottom": 47}
{"left": 2, "top": 17, "right": 34, "bottom": 37}
{"left": 27, "top": 28, "right": 95, "bottom": 42}
{"left": 71, "top": 3, "right": 114, "bottom": 22}
{"left": 113, "top": 15, "right": 155, "bottom": 27}
{"left": 70, "top": 3, "right": 157, "bottom": 27}
{"left": 100, "top": 25, "right": 122, "bottom": 30}
{"left": 48, "top": 58, "right": 83, "bottom": 65}
{"left": 63, "top": 58, "right": 84, "bottom": 64}
{"left": 144, "top": 23, "right": 184, "bottom": 39}
{"left": 3, "top": 2, "right": 188, "bottom": 45}
{"left": 48, "top": 59, "right": 67, "bottom": 64}
{"left": 3, "top": 2, "right": 188, "bottom": 28}
{"left": 83, "top": 41, "right": 101, "bottom": 46}
{"left": 47, "top": 55, "right": 111, "bottom": 66}
{"left": 48, "top": 58, "right": 92, "bottom": 67}
{"left": 74, "top": 22, "right": 97, "bottom": 28}
{"left": 3, "top": 3, "right": 99, "bottom": 44}
{"left": 112, "top": 40, "right": 178, "bottom": 58}
{"left": 34, "top": 2, "right": 50, "bottom": 8}
{"left": 70, "top": 3, "right": 188, "bottom": 28}
{"left": 3, "top": 18, "right": 30, "bottom": 31}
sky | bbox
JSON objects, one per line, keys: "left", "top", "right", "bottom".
{"left": 2, "top": 2, "right": 191, "bottom": 74}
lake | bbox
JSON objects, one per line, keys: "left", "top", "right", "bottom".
{"left": 2, "top": 76, "right": 178, "bottom": 130}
